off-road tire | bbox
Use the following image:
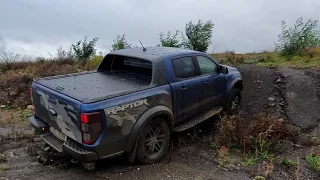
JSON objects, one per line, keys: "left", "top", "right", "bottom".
{"left": 136, "top": 118, "right": 170, "bottom": 164}
{"left": 224, "top": 88, "right": 241, "bottom": 114}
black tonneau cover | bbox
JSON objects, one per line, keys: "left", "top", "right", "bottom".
{"left": 35, "top": 71, "right": 151, "bottom": 103}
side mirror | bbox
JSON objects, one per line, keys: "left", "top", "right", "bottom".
{"left": 219, "top": 65, "right": 229, "bottom": 74}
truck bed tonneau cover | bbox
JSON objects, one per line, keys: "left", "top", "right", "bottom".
{"left": 35, "top": 71, "right": 151, "bottom": 103}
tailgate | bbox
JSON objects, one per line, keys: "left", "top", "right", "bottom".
{"left": 32, "top": 83, "right": 82, "bottom": 143}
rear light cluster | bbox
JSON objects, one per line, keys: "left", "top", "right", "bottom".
{"left": 80, "top": 112, "right": 102, "bottom": 145}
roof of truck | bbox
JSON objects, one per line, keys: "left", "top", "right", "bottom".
{"left": 108, "top": 47, "right": 203, "bottom": 62}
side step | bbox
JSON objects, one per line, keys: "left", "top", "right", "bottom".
{"left": 173, "top": 106, "right": 223, "bottom": 132}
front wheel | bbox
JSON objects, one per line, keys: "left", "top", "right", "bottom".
{"left": 136, "top": 118, "right": 170, "bottom": 164}
{"left": 224, "top": 88, "right": 241, "bottom": 114}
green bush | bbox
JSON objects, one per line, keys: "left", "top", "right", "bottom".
{"left": 275, "top": 17, "right": 320, "bottom": 56}
{"left": 72, "top": 36, "right": 99, "bottom": 62}
{"left": 241, "top": 156, "right": 258, "bottom": 166}
{"left": 182, "top": 19, "right": 214, "bottom": 52}
{"left": 111, "top": 34, "right": 131, "bottom": 51}
{"left": 159, "top": 30, "right": 181, "bottom": 48}
{"left": 306, "top": 154, "right": 320, "bottom": 172}
{"left": 278, "top": 157, "right": 297, "bottom": 167}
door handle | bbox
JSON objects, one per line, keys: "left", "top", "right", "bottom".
{"left": 204, "top": 80, "right": 210, "bottom": 85}
{"left": 179, "top": 86, "right": 188, "bottom": 91}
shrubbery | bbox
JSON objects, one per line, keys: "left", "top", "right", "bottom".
{"left": 159, "top": 19, "right": 214, "bottom": 52}
{"left": 111, "top": 34, "right": 131, "bottom": 51}
{"left": 275, "top": 17, "right": 320, "bottom": 56}
{"left": 0, "top": 59, "right": 96, "bottom": 107}
{"left": 215, "top": 113, "right": 298, "bottom": 154}
{"left": 182, "top": 20, "right": 214, "bottom": 52}
{"left": 72, "top": 36, "right": 99, "bottom": 62}
{"left": 159, "top": 30, "right": 181, "bottom": 48}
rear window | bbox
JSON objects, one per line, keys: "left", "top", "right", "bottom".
{"left": 172, "top": 56, "right": 196, "bottom": 79}
{"left": 98, "top": 55, "right": 152, "bottom": 81}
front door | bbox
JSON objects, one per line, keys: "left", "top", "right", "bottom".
{"left": 195, "top": 56, "right": 226, "bottom": 112}
{"left": 170, "top": 56, "right": 202, "bottom": 123}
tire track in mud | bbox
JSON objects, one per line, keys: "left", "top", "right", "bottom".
{"left": 279, "top": 67, "right": 320, "bottom": 132}
{"left": 305, "top": 69, "right": 320, "bottom": 104}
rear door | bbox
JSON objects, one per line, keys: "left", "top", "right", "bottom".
{"left": 195, "top": 56, "right": 226, "bottom": 112}
{"left": 170, "top": 56, "right": 202, "bottom": 123}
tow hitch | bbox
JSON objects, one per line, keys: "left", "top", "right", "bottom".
{"left": 37, "top": 145, "right": 65, "bottom": 165}
{"left": 37, "top": 144, "right": 96, "bottom": 170}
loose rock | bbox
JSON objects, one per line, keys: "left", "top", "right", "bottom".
{"left": 27, "top": 105, "right": 34, "bottom": 110}
{"left": 268, "top": 97, "right": 275, "bottom": 101}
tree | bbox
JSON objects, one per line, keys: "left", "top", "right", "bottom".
{"left": 182, "top": 20, "right": 214, "bottom": 52}
{"left": 159, "top": 30, "right": 181, "bottom": 48}
{"left": 71, "top": 36, "right": 99, "bottom": 62}
{"left": 275, "top": 17, "right": 320, "bottom": 56}
{"left": 111, "top": 34, "right": 131, "bottom": 51}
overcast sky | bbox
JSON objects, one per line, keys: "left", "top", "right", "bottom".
{"left": 0, "top": 0, "right": 319, "bottom": 57}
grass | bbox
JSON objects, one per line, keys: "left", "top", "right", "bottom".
{"left": 215, "top": 112, "right": 300, "bottom": 172}
{"left": 278, "top": 157, "right": 297, "bottom": 167}
{"left": 253, "top": 176, "right": 265, "bottom": 180}
{"left": 89, "top": 55, "right": 103, "bottom": 68}
{"left": 259, "top": 151, "right": 274, "bottom": 162}
{"left": 241, "top": 156, "right": 258, "bottom": 166}
{"left": 0, "top": 164, "right": 9, "bottom": 176}
{"left": 216, "top": 146, "right": 237, "bottom": 170}
{"left": 306, "top": 154, "right": 320, "bottom": 172}
{"left": 258, "top": 56, "right": 320, "bottom": 68}
{"left": 19, "top": 109, "right": 32, "bottom": 119}
{"left": 211, "top": 50, "right": 320, "bottom": 68}
{"left": 0, "top": 105, "right": 9, "bottom": 110}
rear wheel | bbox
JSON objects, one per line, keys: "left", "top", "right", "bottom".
{"left": 136, "top": 118, "right": 170, "bottom": 164}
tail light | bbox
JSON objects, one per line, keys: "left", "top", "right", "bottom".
{"left": 80, "top": 112, "right": 102, "bottom": 145}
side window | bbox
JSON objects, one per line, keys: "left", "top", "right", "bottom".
{"left": 172, "top": 57, "right": 196, "bottom": 79}
{"left": 196, "top": 56, "right": 218, "bottom": 75}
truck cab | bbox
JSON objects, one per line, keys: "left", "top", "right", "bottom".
{"left": 29, "top": 47, "right": 243, "bottom": 165}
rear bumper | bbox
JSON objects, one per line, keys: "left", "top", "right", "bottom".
{"left": 29, "top": 116, "right": 97, "bottom": 162}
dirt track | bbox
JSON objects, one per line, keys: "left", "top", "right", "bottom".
{"left": 1, "top": 64, "right": 320, "bottom": 180}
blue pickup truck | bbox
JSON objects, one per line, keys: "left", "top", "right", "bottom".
{"left": 29, "top": 47, "right": 243, "bottom": 166}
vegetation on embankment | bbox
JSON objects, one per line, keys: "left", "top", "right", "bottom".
{"left": 1, "top": 49, "right": 320, "bottom": 108}
{"left": 0, "top": 56, "right": 103, "bottom": 108}
{"left": 211, "top": 48, "right": 320, "bottom": 68}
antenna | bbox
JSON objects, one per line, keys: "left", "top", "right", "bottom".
{"left": 139, "top": 40, "right": 147, "bottom": 52}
